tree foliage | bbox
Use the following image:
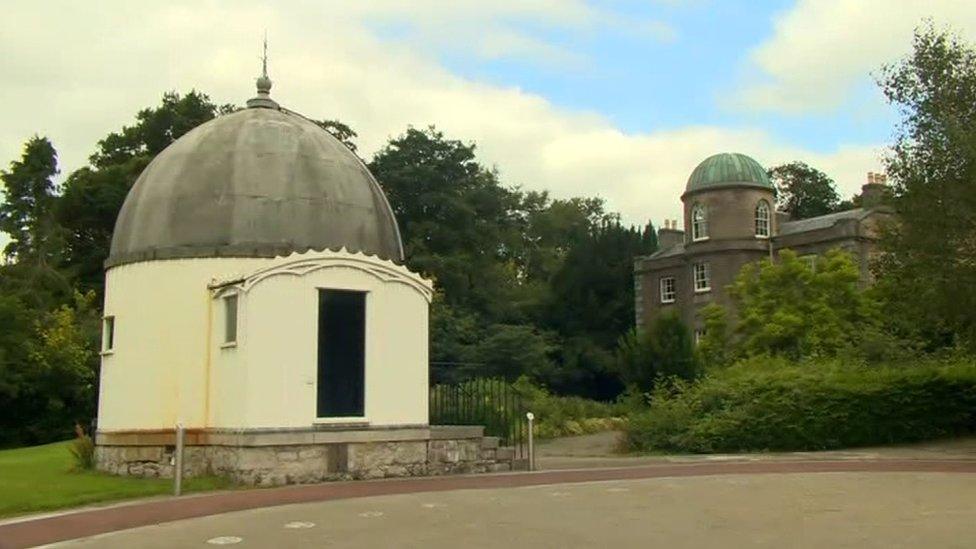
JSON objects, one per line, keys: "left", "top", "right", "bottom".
{"left": 370, "top": 126, "right": 655, "bottom": 398}
{"left": 874, "top": 23, "right": 976, "bottom": 350}
{"left": 696, "top": 303, "right": 730, "bottom": 370}
{"left": 0, "top": 292, "right": 99, "bottom": 447}
{"left": 89, "top": 91, "right": 233, "bottom": 169}
{"left": 0, "top": 136, "right": 60, "bottom": 261}
{"left": 614, "top": 314, "right": 697, "bottom": 392}
{"left": 729, "top": 249, "right": 879, "bottom": 359}
{"left": 314, "top": 119, "right": 359, "bottom": 152}
{"left": 369, "top": 127, "right": 524, "bottom": 319}
{"left": 767, "top": 161, "right": 841, "bottom": 220}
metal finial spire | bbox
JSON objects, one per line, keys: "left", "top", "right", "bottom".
{"left": 248, "top": 32, "right": 278, "bottom": 109}
{"left": 261, "top": 33, "right": 268, "bottom": 78}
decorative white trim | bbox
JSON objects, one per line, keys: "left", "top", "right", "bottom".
{"left": 210, "top": 248, "right": 434, "bottom": 302}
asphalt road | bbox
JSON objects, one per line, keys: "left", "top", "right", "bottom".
{"left": 50, "top": 472, "right": 976, "bottom": 549}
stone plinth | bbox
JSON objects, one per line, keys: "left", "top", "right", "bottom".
{"left": 95, "top": 425, "right": 519, "bottom": 486}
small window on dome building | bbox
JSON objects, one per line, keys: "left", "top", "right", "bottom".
{"left": 223, "top": 294, "right": 238, "bottom": 346}
{"left": 691, "top": 204, "right": 708, "bottom": 241}
{"left": 755, "top": 200, "right": 771, "bottom": 238}
{"left": 102, "top": 316, "right": 115, "bottom": 353}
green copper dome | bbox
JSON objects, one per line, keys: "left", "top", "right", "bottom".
{"left": 685, "top": 153, "right": 772, "bottom": 193}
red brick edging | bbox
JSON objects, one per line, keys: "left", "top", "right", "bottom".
{"left": 2, "top": 459, "right": 974, "bottom": 548}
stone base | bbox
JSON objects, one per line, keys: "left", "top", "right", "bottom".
{"left": 95, "top": 426, "right": 520, "bottom": 486}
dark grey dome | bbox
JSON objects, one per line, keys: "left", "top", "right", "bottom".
{"left": 107, "top": 105, "right": 403, "bottom": 268}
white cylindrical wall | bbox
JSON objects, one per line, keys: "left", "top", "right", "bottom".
{"left": 98, "top": 257, "right": 272, "bottom": 431}
{"left": 214, "top": 262, "right": 430, "bottom": 428}
{"left": 98, "top": 252, "right": 431, "bottom": 433}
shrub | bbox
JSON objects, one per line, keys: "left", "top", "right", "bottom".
{"left": 696, "top": 303, "right": 730, "bottom": 370}
{"left": 431, "top": 377, "right": 625, "bottom": 441}
{"left": 513, "top": 377, "right": 626, "bottom": 439}
{"left": 623, "top": 357, "right": 976, "bottom": 453}
{"left": 68, "top": 424, "right": 95, "bottom": 470}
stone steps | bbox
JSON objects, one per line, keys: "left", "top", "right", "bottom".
{"left": 477, "top": 440, "right": 521, "bottom": 471}
{"left": 495, "top": 446, "right": 515, "bottom": 461}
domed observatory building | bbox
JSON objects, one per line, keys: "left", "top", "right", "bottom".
{"left": 634, "top": 153, "right": 776, "bottom": 334}
{"left": 635, "top": 152, "right": 892, "bottom": 340}
{"left": 95, "top": 72, "right": 513, "bottom": 484}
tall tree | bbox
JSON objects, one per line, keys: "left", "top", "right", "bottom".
{"left": 0, "top": 136, "right": 60, "bottom": 261}
{"left": 516, "top": 193, "right": 612, "bottom": 282}
{"left": 89, "top": 91, "right": 234, "bottom": 168}
{"left": 368, "top": 126, "right": 524, "bottom": 320}
{"left": 768, "top": 161, "right": 840, "bottom": 219}
{"left": 874, "top": 23, "right": 976, "bottom": 349}
{"left": 542, "top": 221, "right": 656, "bottom": 398}
{"left": 546, "top": 221, "right": 657, "bottom": 349}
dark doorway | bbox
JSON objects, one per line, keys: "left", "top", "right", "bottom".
{"left": 317, "top": 289, "right": 366, "bottom": 418}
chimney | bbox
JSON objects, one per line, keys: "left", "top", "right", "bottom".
{"left": 657, "top": 218, "right": 684, "bottom": 250}
{"left": 861, "top": 172, "right": 887, "bottom": 208}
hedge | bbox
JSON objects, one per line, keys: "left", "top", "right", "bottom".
{"left": 623, "top": 357, "right": 976, "bottom": 453}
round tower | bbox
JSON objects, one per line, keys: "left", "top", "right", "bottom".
{"left": 681, "top": 152, "right": 776, "bottom": 245}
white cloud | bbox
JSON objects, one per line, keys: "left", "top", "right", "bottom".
{"left": 0, "top": 0, "right": 881, "bottom": 240}
{"left": 735, "top": 0, "right": 976, "bottom": 113}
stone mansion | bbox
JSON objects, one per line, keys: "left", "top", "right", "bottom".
{"left": 634, "top": 152, "right": 892, "bottom": 338}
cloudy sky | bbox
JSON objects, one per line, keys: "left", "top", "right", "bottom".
{"left": 2, "top": 0, "right": 976, "bottom": 235}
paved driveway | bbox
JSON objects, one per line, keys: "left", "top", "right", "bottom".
{"left": 537, "top": 432, "right": 976, "bottom": 469}
{"left": 51, "top": 472, "right": 976, "bottom": 549}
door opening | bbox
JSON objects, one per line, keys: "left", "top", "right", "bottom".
{"left": 317, "top": 289, "right": 366, "bottom": 418}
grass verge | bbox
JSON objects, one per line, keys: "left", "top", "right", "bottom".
{"left": 0, "top": 441, "right": 233, "bottom": 518}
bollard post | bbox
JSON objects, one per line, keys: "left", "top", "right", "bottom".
{"left": 526, "top": 412, "right": 535, "bottom": 471}
{"left": 174, "top": 423, "right": 184, "bottom": 496}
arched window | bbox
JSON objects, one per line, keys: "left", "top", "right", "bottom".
{"left": 755, "top": 200, "right": 770, "bottom": 238}
{"left": 691, "top": 204, "right": 708, "bottom": 241}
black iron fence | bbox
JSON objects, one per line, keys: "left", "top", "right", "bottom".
{"left": 429, "top": 378, "right": 527, "bottom": 459}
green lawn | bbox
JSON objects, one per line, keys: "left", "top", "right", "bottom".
{"left": 0, "top": 441, "right": 233, "bottom": 518}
